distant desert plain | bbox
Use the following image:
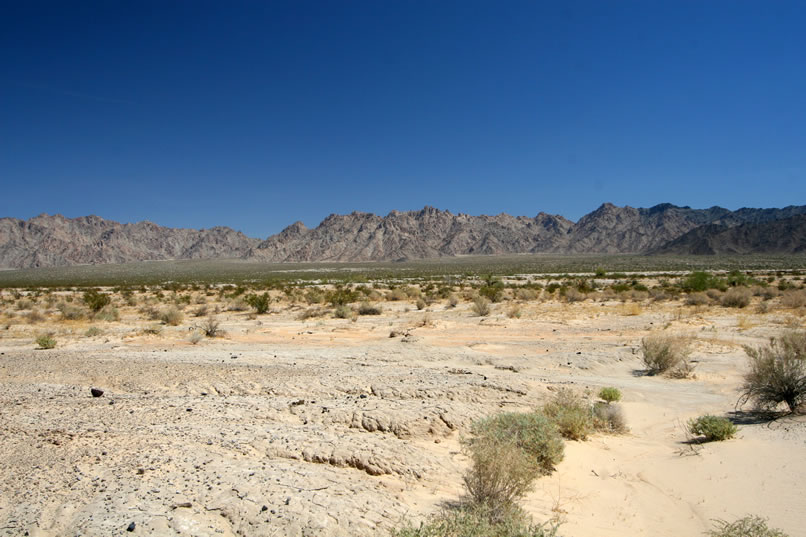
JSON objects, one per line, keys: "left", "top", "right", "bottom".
{"left": 1, "top": 258, "right": 805, "bottom": 537}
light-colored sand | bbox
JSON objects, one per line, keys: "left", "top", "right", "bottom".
{"left": 1, "top": 297, "right": 804, "bottom": 536}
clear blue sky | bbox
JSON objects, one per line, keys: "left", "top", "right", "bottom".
{"left": 2, "top": 1, "right": 805, "bottom": 238}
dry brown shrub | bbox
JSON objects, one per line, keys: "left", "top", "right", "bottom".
{"left": 780, "top": 290, "right": 806, "bottom": 309}
{"left": 641, "top": 334, "right": 694, "bottom": 377}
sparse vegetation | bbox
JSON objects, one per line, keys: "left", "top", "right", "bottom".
{"left": 472, "top": 296, "right": 491, "bottom": 317}
{"left": 641, "top": 334, "right": 694, "bottom": 377}
{"left": 202, "top": 316, "right": 221, "bottom": 337}
{"left": 35, "top": 333, "right": 56, "bottom": 349}
{"left": 358, "top": 302, "right": 382, "bottom": 315}
{"left": 721, "top": 287, "right": 751, "bottom": 308}
{"left": 390, "top": 504, "right": 558, "bottom": 537}
{"left": 160, "top": 306, "right": 184, "bottom": 326}
{"left": 707, "top": 515, "right": 789, "bottom": 537}
{"left": 591, "top": 402, "right": 628, "bottom": 434}
{"left": 687, "top": 415, "right": 738, "bottom": 441}
{"left": 741, "top": 331, "right": 806, "bottom": 413}
{"left": 542, "top": 388, "right": 593, "bottom": 440}
{"left": 83, "top": 289, "right": 111, "bottom": 312}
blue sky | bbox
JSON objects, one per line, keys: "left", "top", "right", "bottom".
{"left": 2, "top": 1, "right": 805, "bottom": 238}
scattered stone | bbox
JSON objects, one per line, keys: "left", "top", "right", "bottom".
{"left": 90, "top": 388, "right": 104, "bottom": 398}
{"left": 126, "top": 521, "right": 136, "bottom": 532}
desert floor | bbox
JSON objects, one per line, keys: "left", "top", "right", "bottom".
{"left": 1, "top": 295, "right": 805, "bottom": 537}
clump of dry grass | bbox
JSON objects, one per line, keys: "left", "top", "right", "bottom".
{"left": 472, "top": 296, "right": 491, "bottom": 317}
{"left": 641, "top": 333, "right": 694, "bottom": 377}
{"left": 722, "top": 287, "right": 751, "bottom": 308}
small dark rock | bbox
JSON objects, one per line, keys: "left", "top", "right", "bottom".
{"left": 90, "top": 388, "right": 104, "bottom": 398}
{"left": 261, "top": 505, "right": 268, "bottom": 512}
{"left": 126, "top": 521, "right": 136, "bottom": 532}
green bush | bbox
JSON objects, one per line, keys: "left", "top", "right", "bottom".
{"left": 707, "top": 515, "right": 789, "bottom": 537}
{"left": 333, "top": 304, "right": 353, "bottom": 319}
{"left": 641, "top": 334, "right": 693, "bottom": 377}
{"left": 462, "top": 412, "right": 564, "bottom": 509}
{"left": 83, "top": 289, "right": 111, "bottom": 312}
{"left": 542, "top": 388, "right": 593, "bottom": 440}
{"left": 687, "top": 415, "right": 738, "bottom": 441}
{"left": 680, "top": 271, "right": 726, "bottom": 293}
{"left": 245, "top": 292, "right": 271, "bottom": 314}
{"left": 741, "top": 331, "right": 806, "bottom": 412}
{"left": 598, "top": 387, "right": 621, "bottom": 404}
{"left": 389, "top": 504, "right": 558, "bottom": 537}
{"left": 35, "top": 333, "right": 56, "bottom": 349}
{"left": 84, "top": 326, "right": 103, "bottom": 337}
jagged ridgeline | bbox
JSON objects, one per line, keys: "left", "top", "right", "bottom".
{"left": 1, "top": 203, "right": 805, "bottom": 269}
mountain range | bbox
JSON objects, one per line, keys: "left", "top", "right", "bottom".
{"left": 1, "top": 203, "right": 805, "bottom": 269}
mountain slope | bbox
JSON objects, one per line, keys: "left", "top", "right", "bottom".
{"left": 0, "top": 214, "right": 260, "bottom": 269}
{"left": 2, "top": 203, "right": 805, "bottom": 269}
{"left": 653, "top": 214, "right": 806, "bottom": 255}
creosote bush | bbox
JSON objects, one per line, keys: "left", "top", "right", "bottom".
{"left": 741, "top": 331, "right": 806, "bottom": 413}
{"left": 598, "top": 387, "right": 621, "bottom": 404}
{"left": 641, "top": 334, "right": 693, "bottom": 377}
{"left": 35, "top": 333, "right": 57, "bottom": 349}
{"left": 245, "top": 292, "right": 271, "bottom": 314}
{"left": 358, "top": 302, "right": 382, "bottom": 315}
{"left": 707, "top": 515, "right": 789, "bottom": 537}
{"left": 687, "top": 415, "right": 737, "bottom": 442}
{"left": 83, "top": 289, "right": 111, "bottom": 312}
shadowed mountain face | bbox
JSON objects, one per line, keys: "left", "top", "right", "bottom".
{"left": 1, "top": 204, "right": 805, "bottom": 268}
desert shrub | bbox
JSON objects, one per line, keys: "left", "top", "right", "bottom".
{"left": 462, "top": 412, "right": 563, "bottom": 509}
{"left": 564, "top": 288, "right": 585, "bottom": 303}
{"left": 390, "top": 504, "right": 558, "bottom": 537}
{"left": 84, "top": 326, "right": 103, "bottom": 337}
{"left": 415, "top": 298, "right": 426, "bottom": 311}
{"left": 94, "top": 306, "right": 119, "bottom": 322}
{"left": 142, "top": 324, "right": 163, "bottom": 335}
{"left": 327, "top": 287, "right": 360, "bottom": 306}
{"left": 706, "top": 289, "right": 724, "bottom": 301}
{"left": 479, "top": 283, "right": 505, "bottom": 303}
{"left": 35, "top": 333, "right": 56, "bottom": 349}
{"left": 707, "top": 515, "right": 789, "bottom": 537}
{"left": 641, "top": 334, "right": 693, "bottom": 377}
{"left": 227, "top": 298, "right": 249, "bottom": 311}
{"left": 58, "top": 302, "right": 87, "bottom": 320}
{"left": 448, "top": 294, "right": 459, "bottom": 308}
{"left": 358, "top": 302, "right": 382, "bottom": 315}
{"left": 304, "top": 288, "right": 324, "bottom": 304}
{"left": 202, "top": 316, "right": 221, "bottom": 337}
{"left": 592, "top": 402, "right": 628, "bottom": 434}
{"left": 598, "top": 387, "right": 622, "bottom": 404}
{"left": 780, "top": 290, "right": 806, "bottom": 309}
{"left": 16, "top": 298, "right": 34, "bottom": 310}
{"left": 687, "top": 415, "right": 737, "bottom": 442}
{"left": 685, "top": 292, "right": 710, "bottom": 306}
{"left": 298, "top": 307, "right": 327, "bottom": 320}
{"left": 472, "top": 296, "right": 491, "bottom": 317}
{"left": 25, "top": 310, "right": 44, "bottom": 323}
{"left": 759, "top": 287, "right": 780, "bottom": 300}
{"left": 515, "top": 288, "right": 539, "bottom": 301}
{"left": 386, "top": 288, "right": 408, "bottom": 301}
{"left": 159, "top": 307, "right": 184, "bottom": 326}
{"left": 741, "top": 332, "right": 806, "bottom": 412}
{"left": 680, "top": 271, "right": 726, "bottom": 293}
{"left": 507, "top": 304, "right": 522, "bottom": 319}
{"left": 333, "top": 304, "right": 353, "bottom": 319}
{"left": 245, "top": 292, "right": 271, "bottom": 314}
{"left": 83, "top": 289, "right": 111, "bottom": 312}
{"left": 721, "top": 287, "right": 751, "bottom": 308}
{"left": 193, "top": 305, "right": 209, "bottom": 317}
{"left": 542, "top": 388, "right": 593, "bottom": 440}
{"left": 188, "top": 331, "right": 203, "bottom": 345}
